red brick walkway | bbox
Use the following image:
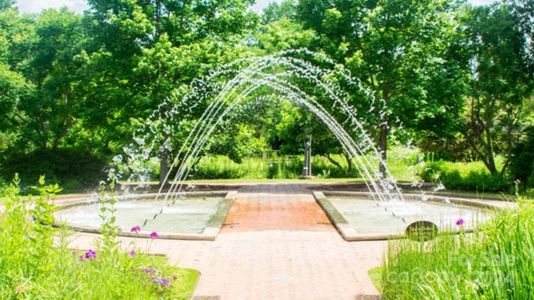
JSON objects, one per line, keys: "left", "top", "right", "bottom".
{"left": 222, "top": 184, "right": 332, "bottom": 232}
{"left": 67, "top": 184, "right": 384, "bottom": 299}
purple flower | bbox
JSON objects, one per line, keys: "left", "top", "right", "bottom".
{"left": 129, "top": 249, "right": 137, "bottom": 257}
{"left": 456, "top": 218, "right": 465, "bottom": 226}
{"left": 143, "top": 267, "right": 157, "bottom": 275}
{"left": 79, "top": 255, "right": 85, "bottom": 261}
{"left": 150, "top": 231, "right": 159, "bottom": 238}
{"left": 84, "top": 249, "right": 97, "bottom": 260}
{"left": 156, "top": 278, "right": 171, "bottom": 287}
{"left": 131, "top": 225, "right": 141, "bottom": 233}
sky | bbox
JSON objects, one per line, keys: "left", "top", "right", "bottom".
{"left": 15, "top": 0, "right": 497, "bottom": 14}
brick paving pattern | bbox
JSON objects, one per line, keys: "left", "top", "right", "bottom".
{"left": 222, "top": 184, "right": 332, "bottom": 231}
{"left": 67, "top": 184, "right": 384, "bottom": 300}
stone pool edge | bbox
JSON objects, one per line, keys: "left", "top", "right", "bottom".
{"left": 53, "top": 191, "right": 237, "bottom": 241}
{"left": 312, "top": 191, "right": 512, "bottom": 242}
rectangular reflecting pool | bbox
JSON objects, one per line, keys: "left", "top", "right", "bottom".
{"left": 327, "top": 196, "right": 492, "bottom": 235}
{"left": 55, "top": 197, "right": 228, "bottom": 235}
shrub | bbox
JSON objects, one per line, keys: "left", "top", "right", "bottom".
{"left": 381, "top": 202, "right": 534, "bottom": 299}
{"left": 191, "top": 154, "right": 354, "bottom": 179}
{"left": 0, "top": 148, "right": 107, "bottom": 191}
{"left": 0, "top": 176, "right": 198, "bottom": 299}
{"left": 193, "top": 155, "right": 246, "bottom": 179}
{"left": 509, "top": 126, "right": 534, "bottom": 188}
{"left": 420, "top": 161, "right": 510, "bottom": 192}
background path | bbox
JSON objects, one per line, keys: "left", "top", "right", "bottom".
{"left": 67, "top": 184, "right": 385, "bottom": 300}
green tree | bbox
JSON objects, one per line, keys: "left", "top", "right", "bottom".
{"left": 296, "top": 0, "right": 467, "bottom": 175}
{"left": 255, "top": 18, "right": 314, "bottom": 51}
{"left": 83, "top": 0, "right": 258, "bottom": 183}
{"left": 0, "top": 0, "right": 13, "bottom": 11}
{"left": 462, "top": 1, "right": 533, "bottom": 176}
{"left": 14, "top": 9, "right": 87, "bottom": 150}
{"left": 261, "top": 0, "right": 298, "bottom": 24}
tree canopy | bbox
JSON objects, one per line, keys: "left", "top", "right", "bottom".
{"left": 0, "top": 0, "right": 531, "bottom": 189}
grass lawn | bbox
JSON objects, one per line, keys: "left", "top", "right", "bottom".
{"left": 428, "top": 190, "right": 516, "bottom": 201}
{"left": 122, "top": 177, "right": 368, "bottom": 185}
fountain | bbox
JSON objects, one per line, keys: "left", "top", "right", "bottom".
{"left": 54, "top": 50, "right": 498, "bottom": 240}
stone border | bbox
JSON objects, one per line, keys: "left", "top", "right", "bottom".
{"left": 313, "top": 191, "right": 511, "bottom": 241}
{"left": 53, "top": 191, "right": 237, "bottom": 241}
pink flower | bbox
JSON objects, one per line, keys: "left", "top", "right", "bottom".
{"left": 129, "top": 249, "right": 137, "bottom": 257}
{"left": 150, "top": 231, "right": 159, "bottom": 238}
{"left": 131, "top": 225, "right": 141, "bottom": 233}
{"left": 456, "top": 218, "right": 465, "bottom": 226}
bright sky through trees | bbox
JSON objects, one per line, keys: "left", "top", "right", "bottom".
{"left": 16, "top": 0, "right": 497, "bottom": 14}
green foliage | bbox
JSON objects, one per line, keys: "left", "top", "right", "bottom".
{"left": 0, "top": 149, "right": 106, "bottom": 191}
{"left": 0, "top": 0, "right": 13, "bottom": 11}
{"left": 0, "top": 177, "right": 198, "bottom": 299}
{"left": 191, "top": 154, "right": 356, "bottom": 179}
{"left": 296, "top": 0, "right": 468, "bottom": 169}
{"left": 462, "top": 1, "right": 533, "bottom": 176}
{"left": 261, "top": 0, "right": 298, "bottom": 24}
{"left": 0, "top": 0, "right": 531, "bottom": 193}
{"left": 12, "top": 9, "right": 88, "bottom": 150}
{"left": 255, "top": 18, "right": 314, "bottom": 51}
{"left": 208, "top": 124, "right": 270, "bottom": 162}
{"left": 509, "top": 126, "right": 534, "bottom": 188}
{"left": 0, "top": 63, "right": 30, "bottom": 130}
{"left": 421, "top": 160, "right": 510, "bottom": 192}
{"left": 381, "top": 202, "right": 534, "bottom": 299}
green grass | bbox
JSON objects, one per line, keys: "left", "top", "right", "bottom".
{"left": 429, "top": 190, "right": 516, "bottom": 201}
{"left": 172, "top": 146, "right": 423, "bottom": 181}
{"left": 122, "top": 177, "right": 368, "bottom": 185}
{"left": 368, "top": 266, "right": 383, "bottom": 294}
{"left": 0, "top": 177, "right": 199, "bottom": 299}
{"left": 168, "top": 268, "right": 200, "bottom": 299}
{"left": 421, "top": 159, "right": 510, "bottom": 192}
{"left": 380, "top": 200, "right": 534, "bottom": 299}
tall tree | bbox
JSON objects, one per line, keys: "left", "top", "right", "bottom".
{"left": 82, "top": 0, "right": 258, "bottom": 183}
{"left": 0, "top": 8, "right": 34, "bottom": 152}
{"left": 463, "top": 1, "right": 533, "bottom": 176}
{"left": 13, "top": 9, "right": 88, "bottom": 150}
{"left": 296, "top": 0, "right": 467, "bottom": 176}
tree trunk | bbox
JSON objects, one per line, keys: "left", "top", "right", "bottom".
{"left": 378, "top": 88, "right": 389, "bottom": 178}
{"left": 483, "top": 126, "right": 498, "bottom": 175}
{"left": 343, "top": 152, "right": 353, "bottom": 172}
{"left": 324, "top": 154, "right": 342, "bottom": 169}
{"left": 159, "top": 139, "right": 169, "bottom": 188}
{"left": 378, "top": 123, "right": 388, "bottom": 178}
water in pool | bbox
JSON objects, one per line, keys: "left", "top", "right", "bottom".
{"left": 329, "top": 197, "right": 491, "bottom": 234}
{"left": 55, "top": 197, "right": 224, "bottom": 234}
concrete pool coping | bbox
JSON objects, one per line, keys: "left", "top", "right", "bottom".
{"left": 312, "top": 191, "right": 514, "bottom": 241}
{"left": 53, "top": 191, "right": 238, "bottom": 241}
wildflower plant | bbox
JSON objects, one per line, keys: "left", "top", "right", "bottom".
{"left": 97, "top": 173, "right": 119, "bottom": 251}
{"left": 0, "top": 174, "right": 59, "bottom": 296}
{"left": 0, "top": 176, "right": 199, "bottom": 299}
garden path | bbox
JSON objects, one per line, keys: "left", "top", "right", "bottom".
{"left": 67, "top": 184, "right": 384, "bottom": 300}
